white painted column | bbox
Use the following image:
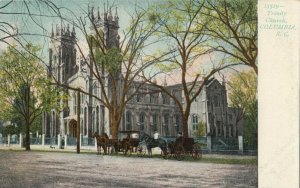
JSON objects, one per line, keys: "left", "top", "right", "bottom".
{"left": 80, "top": 133, "right": 82, "bottom": 148}
{"left": 42, "top": 134, "right": 45, "bottom": 146}
{"left": 238, "top": 136, "right": 243, "bottom": 153}
{"left": 7, "top": 134, "right": 10, "bottom": 147}
{"left": 207, "top": 136, "right": 211, "bottom": 152}
{"left": 57, "top": 134, "right": 61, "bottom": 149}
{"left": 19, "top": 133, "right": 23, "bottom": 148}
{"left": 64, "top": 135, "right": 67, "bottom": 149}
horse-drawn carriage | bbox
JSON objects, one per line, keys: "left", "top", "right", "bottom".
{"left": 93, "top": 131, "right": 201, "bottom": 160}
{"left": 161, "top": 136, "right": 202, "bottom": 161}
{"left": 136, "top": 132, "right": 167, "bottom": 157}
{"left": 93, "top": 131, "right": 140, "bottom": 155}
{"left": 117, "top": 131, "right": 140, "bottom": 155}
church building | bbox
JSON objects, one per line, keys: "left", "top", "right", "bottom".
{"left": 42, "top": 7, "right": 243, "bottom": 142}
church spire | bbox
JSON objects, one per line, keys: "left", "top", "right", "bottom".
{"left": 91, "top": 6, "right": 95, "bottom": 20}
{"left": 97, "top": 7, "right": 101, "bottom": 20}
{"left": 108, "top": 7, "right": 113, "bottom": 21}
{"left": 115, "top": 7, "right": 119, "bottom": 19}
{"left": 51, "top": 24, "right": 54, "bottom": 37}
{"left": 72, "top": 23, "right": 75, "bottom": 37}
{"left": 115, "top": 7, "right": 119, "bottom": 26}
{"left": 163, "top": 76, "right": 167, "bottom": 86}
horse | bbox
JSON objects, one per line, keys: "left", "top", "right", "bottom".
{"left": 139, "top": 132, "right": 167, "bottom": 156}
{"left": 92, "top": 132, "right": 109, "bottom": 155}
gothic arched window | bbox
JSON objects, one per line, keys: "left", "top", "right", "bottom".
{"left": 84, "top": 107, "right": 87, "bottom": 135}
{"left": 72, "top": 93, "right": 76, "bottom": 115}
{"left": 164, "top": 114, "right": 169, "bottom": 135}
{"left": 96, "top": 106, "right": 99, "bottom": 133}
{"left": 192, "top": 114, "right": 199, "bottom": 131}
{"left": 152, "top": 113, "right": 158, "bottom": 132}
{"left": 65, "top": 55, "right": 70, "bottom": 74}
{"left": 139, "top": 112, "right": 145, "bottom": 131}
{"left": 126, "top": 111, "right": 132, "bottom": 130}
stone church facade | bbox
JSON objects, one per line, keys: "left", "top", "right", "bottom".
{"left": 42, "top": 8, "right": 243, "bottom": 140}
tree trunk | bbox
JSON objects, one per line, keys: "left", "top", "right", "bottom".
{"left": 25, "top": 118, "right": 30, "bottom": 151}
{"left": 182, "top": 115, "right": 189, "bottom": 138}
{"left": 111, "top": 122, "right": 118, "bottom": 140}
{"left": 110, "top": 111, "right": 119, "bottom": 140}
{"left": 25, "top": 84, "right": 30, "bottom": 151}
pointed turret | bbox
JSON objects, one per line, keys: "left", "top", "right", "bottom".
{"left": 97, "top": 7, "right": 101, "bottom": 20}
{"left": 108, "top": 8, "right": 113, "bottom": 21}
{"left": 72, "top": 24, "right": 75, "bottom": 37}
{"left": 56, "top": 24, "right": 59, "bottom": 36}
{"left": 51, "top": 24, "right": 54, "bottom": 37}
{"left": 67, "top": 24, "right": 70, "bottom": 35}
{"left": 91, "top": 6, "right": 95, "bottom": 20}
{"left": 115, "top": 7, "right": 119, "bottom": 26}
{"left": 104, "top": 7, "right": 107, "bottom": 21}
{"left": 222, "top": 76, "right": 226, "bottom": 88}
{"left": 163, "top": 76, "right": 167, "bottom": 86}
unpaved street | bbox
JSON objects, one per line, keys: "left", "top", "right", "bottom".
{"left": 0, "top": 151, "right": 257, "bottom": 188}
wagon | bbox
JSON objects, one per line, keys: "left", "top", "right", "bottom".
{"left": 117, "top": 131, "right": 140, "bottom": 155}
{"left": 161, "top": 136, "right": 202, "bottom": 161}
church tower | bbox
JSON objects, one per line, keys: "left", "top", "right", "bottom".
{"left": 45, "top": 24, "right": 78, "bottom": 138}
{"left": 88, "top": 6, "right": 120, "bottom": 49}
{"left": 87, "top": 6, "right": 120, "bottom": 136}
{"left": 49, "top": 24, "right": 78, "bottom": 84}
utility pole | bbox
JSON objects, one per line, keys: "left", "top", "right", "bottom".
{"left": 77, "top": 89, "right": 81, "bottom": 154}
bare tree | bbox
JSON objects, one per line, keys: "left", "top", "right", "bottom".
{"left": 203, "top": 0, "right": 258, "bottom": 74}
{"left": 46, "top": 3, "right": 167, "bottom": 139}
{"left": 144, "top": 0, "right": 237, "bottom": 138}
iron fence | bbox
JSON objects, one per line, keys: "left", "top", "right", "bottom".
{"left": 82, "top": 137, "right": 95, "bottom": 146}
{"left": 67, "top": 137, "right": 77, "bottom": 146}
{"left": 0, "top": 137, "right": 7, "bottom": 145}
{"left": 30, "top": 137, "right": 42, "bottom": 145}
{"left": 211, "top": 137, "right": 239, "bottom": 151}
{"left": 44, "top": 137, "right": 57, "bottom": 145}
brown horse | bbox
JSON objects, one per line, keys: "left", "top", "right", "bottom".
{"left": 93, "top": 132, "right": 109, "bottom": 155}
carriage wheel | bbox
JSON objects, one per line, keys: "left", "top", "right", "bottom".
{"left": 165, "top": 147, "right": 173, "bottom": 159}
{"left": 137, "top": 145, "right": 146, "bottom": 157}
{"left": 192, "top": 144, "right": 202, "bottom": 160}
{"left": 175, "top": 145, "right": 185, "bottom": 161}
{"left": 161, "top": 149, "right": 169, "bottom": 159}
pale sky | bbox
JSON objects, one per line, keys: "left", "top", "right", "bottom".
{"left": 0, "top": 0, "right": 251, "bottom": 83}
{"left": 0, "top": 0, "right": 157, "bottom": 55}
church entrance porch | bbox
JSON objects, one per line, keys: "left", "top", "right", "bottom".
{"left": 69, "top": 119, "right": 77, "bottom": 138}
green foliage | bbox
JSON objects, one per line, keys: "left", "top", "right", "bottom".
{"left": 2, "top": 124, "right": 18, "bottom": 136}
{"left": 0, "top": 43, "right": 64, "bottom": 149}
{"left": 228, "top": 70, "right": 257, "bottom": 148}
{"left": 194, "top": 121, "right": 206, "bottom": 137}
{"left": 95, "top": 47, "right": 122, "bottom": 75}
{"left": 228, "top": 71, "right": 257, "bottom": 114}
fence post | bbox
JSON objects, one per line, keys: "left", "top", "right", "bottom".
{"left": 42, "top": 134, "right": 45, "bottom": 146}
{"left": 58, "top": 134, "right": 61, "bottom": 149}
{"left": 80, "top": 133, "right": 82, "bottom": 148}
{"left": 64, "top": 135, "right": 67, "bottom": 149}
{"left": 19, "top": 133, "right": 23, "bottom": 148}
{"left": 207, "top": 136, "right": 212, "bottom": 152}
{"left": 7, "top": 134, "right": 11, "bottom": 147}
{"left": 238, "top": 136, "right": 243, "bottom": 153}
{"left": 94, "top": 137, "right": 97, "bottom": 151}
